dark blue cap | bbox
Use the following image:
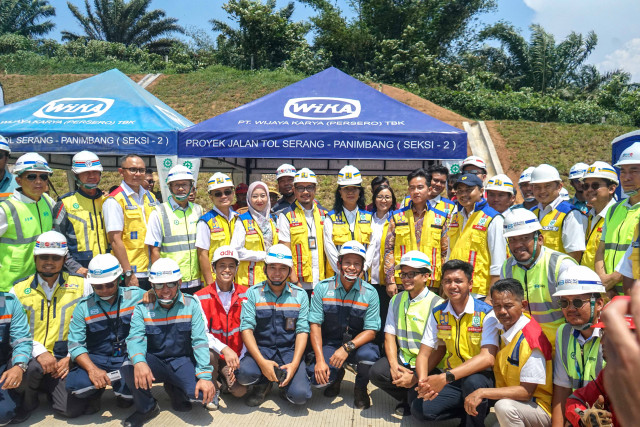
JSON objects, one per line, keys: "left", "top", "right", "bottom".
{"left": 455, "top": 173, "right": 484, "bottom": 188}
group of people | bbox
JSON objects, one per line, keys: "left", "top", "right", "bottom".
{"left": 1, "top": 129, "right": 640, "bottom": 426}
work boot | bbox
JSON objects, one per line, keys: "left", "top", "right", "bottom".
{"left": 9, "top": 407, "right": 30, "bottom": 424}
{"left": 323, "top": 368, "right": 345, "bottom": 398}
{"left": 354, "top": 386, "right": 371, "bottom": 409}
{"left": 245, "top": 382, "right": 273, "bottom": 407}
{"left": 122, "top": 402, "right": 160, "bottom": 427}
{"left": 394, "top": 400, "right": 411, "bottom": 416}
{"left": 83, "top": 397, "right": 102, "bottom": 415}
{"left": 164, "top": 382, "right": 191, "bottom": 412}
{"left": 116, "top": 396, "right": 134, "bottom": 408}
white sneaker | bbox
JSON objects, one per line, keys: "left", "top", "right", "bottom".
{"left": 206, "top": 389, "right": 221, "bottom": 411}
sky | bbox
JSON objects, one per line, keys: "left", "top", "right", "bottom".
{"left": 51, "top": 0, "right": 640, "bottom": 82}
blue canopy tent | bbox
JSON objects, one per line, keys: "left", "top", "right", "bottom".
{"left": 0, "top": 69, "right": 192, "bottom": 170}
{"left": 179, "top": 67, "right": 467, "bottom": 180}
{"left": 612, "top": 130, "right": 640, "bottom": 198}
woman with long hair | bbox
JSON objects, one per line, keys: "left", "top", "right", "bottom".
{"left": 231, "top": 181, "right": 278, "bottom": 286}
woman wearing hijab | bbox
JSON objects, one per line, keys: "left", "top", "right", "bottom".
{"left": 231, "top": 181, "right": 279, "bottom": 286}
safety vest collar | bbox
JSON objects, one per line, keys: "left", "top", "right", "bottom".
{"left": 441, "top": 295, "right": 476, "bottom": 320}
{"left": 571, "top": 326, "right": 601, "bottom": 344}
{"left": 167, "top": 196, "right": 193, "bottom": 212}
{"left": 210, "top": 205, "right": 237, "bottom": 221}
{"left": 72, "top": 187, "right": 104, "bottom": 200}
{"left": 118, "top": 181, "right": 148, "bottom": 201}
{"left": 498, "top": 314, "right": 530, "bottom": 345}
{"left": 536, "top": 195, "right": 565, "bottom": 215}
{"left": 335, "top": 274, "right": 365, "bottom": 295}
{"left": 13, "top": 189, "right": 42, "bottom": 204}
{"left": 405, "top": 287, "right": 431, "bottom": 304}
{"left": 261, "top": 281, "right": 295, "bottom": 298}
{"left": 587, "top": 198, "right": 616, "bottom": 225}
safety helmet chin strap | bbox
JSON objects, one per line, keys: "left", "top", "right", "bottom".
{"left": 171, "top": 182, "right": 193, "bottom": 202}
{"left": 516, "top": 232, "right": 540, "bottom": 267}
{"left": 575, "top": 297, "right": 597, "bottom": 331}
{"left": 74, "top": 175, "right": 100, "bottom": 191}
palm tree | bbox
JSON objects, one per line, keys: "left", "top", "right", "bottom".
{"left": 61, "top": 0, "right": 184, "bottom": 54}
{"left": 0, "top": 0, "right": 55, "bottom": 37}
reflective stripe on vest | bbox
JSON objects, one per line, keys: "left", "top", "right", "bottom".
{"left": 556, "top": 323, "right": 604, "bottom": 391}
{"left": 603, "top": 200, "right": 640, "bottom": 294}
{"left": 329, "top": 209, "right": 372, "bottom": 250}
{"left": 157, "top": 202, "right": 201, "bottom": 282}
{"left": 60, "top": 191, "right": 107, "bottom": 257}
{"left": 236, "top": 214, "right": 278, "bottom": 286}
{"left": 287, "top": 202, "right": 329, "bottom": 282}
{"left": 580, "top": 214, "right": 604, "bottom": 270}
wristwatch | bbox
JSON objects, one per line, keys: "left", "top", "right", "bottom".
{"left": 445, "top": 371, "right": 456, "bottom": 384}
{"left": 343, "top": 341, "right": 356, "bottom": 353}
{"left": 14, "top": 362, "right": 27, "bottom": 373}
{"left": 124, "top": 270, "right": 133, "bottom": 278}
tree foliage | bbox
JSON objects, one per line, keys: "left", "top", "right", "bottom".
{"left": 61, "top": 0, "right": 184, "bottom": 54}
{"left": 0, "top": 0, "right": 55, "bottom": 37}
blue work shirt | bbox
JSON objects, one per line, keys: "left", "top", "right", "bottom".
{"left": 309, "top": 275, "right": 380, "bottom": 346}
{"left": 240, "top": 281, "right": 309, "bottom": 358}
{"left": 126, "top": 291, "right": 212, "bottom": 381}
{"left": 0, "top": 293, "right": 32, "bottom": 366}
{"left": 68, "top": 286, "right": 145, "bottom": 361}
{"left": 0, "top": 169, "right": 17, "bottom": 201}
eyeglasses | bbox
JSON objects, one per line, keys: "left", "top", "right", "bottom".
{"left": 25, "top": 173, "right": 49, "bottom": 182}
{"left": 399, "top": 271, "right": 423, "bottom": 279}
{"left": 92, "top": 281, "right": 117, "bottom": 291}
{"left": 213, "top": 189, "right": 234, "bottom": 198}
{"left": 582, "top": 182, "right": 607, "bottom": 191}
{"left": 152, "top": 281, "right": 179, "bottom": 290}
{"left": 122, "top": 167, "right": 146, "bottom": 174}
{"left": 376, "top": 195, "right": 393, "bottom": 201}
{"left": 559, "top": 298, "right": 592, "bottom": 309}
{"left": 170, "top": 182, "right": 191, "bottom": 190}
{"left": 37, "top": 254, "right": 63, "bottom": 261}
{"left": 295, "top": 185, "right": 315, "bottom": 193}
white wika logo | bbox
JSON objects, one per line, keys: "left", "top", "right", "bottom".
{"left": 33, "top": 98, "right": 114, "bottom": 119}
{"left": 283, "top": 97, "right": 361, "bottom": 120}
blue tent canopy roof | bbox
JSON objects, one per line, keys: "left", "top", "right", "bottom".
{"left": 0, "top": 69, "right": 192, "bottom": 156}
{"left": 178, "top": 67, "right": 466, "bottom": 160}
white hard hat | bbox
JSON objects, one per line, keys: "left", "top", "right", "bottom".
{"left": 149, "top": 258, "right": 182, "bottom": 283}
{"left": 294, "top": 168, "right": 317, "bottom": 184}
{"left": 207, "top": 172, "right": 234, "bottom": 191}
{"left": 276, "top": 164, "right": 296, "bottom": 179}
{"left": 265, "top": 244, "right": 293, "bottom": 267}
{"left": 569, "top": 163, "right": 589, "bottom": 181}
{"left": 395, "top": 250, "right": 432, "bottom": 272}
{"left": 503, "top": 209, "right": 542, "bottom": 238}
{"left": 212, "top": 245, "right": 239, "bottom": 264}
{"left": 461, "top": 156, "right": 487, "bottom": 171}
{"left": 553, "top": 265, "right": 606, "bottom": 297}
{"left": 33, "top": 231, "right": 69, "bottom": 256}
{"left": 559, "top": 188, "right": 570, "bottom": 200}
{"left": 0, "top": 135, "right": 10, "bottom": 154}
{"left": 166, "top": 165, "right": 194, "bottom": 184}
{"left": 13, "top": 153, "right": 52, "bottom": 176}
{"left": 530, "top": 164, "right": 561, "bottom": 184}
{"left": 71, "top": 151, "right": 103, "bottom": 174}
{"left": 338, "top": 240, "right": 366, "bottom": 259}
{"left": 582, "top": 161, "right": 619, "bottom": 185}
{"left": 615, "top": 142, "right": 640, "bottom": 167}
{"left": 87, "top": 254, "right": 123, "bottom": 284}
{"left": 337, "top": 165, "right": 363, "bottom": 186}
{"left": 486, "top": 174, "right": 515, "bottom": 194}
{"left": 518, "top": 167, "right": 535, "bottom": 184}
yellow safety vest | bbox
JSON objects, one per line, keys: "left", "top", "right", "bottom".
{"left": 107, "top": 186, "right": 156, "bottom": 274}
{"left": 449, "top": 200, "right": 500, "bottom": 296}
{"left": 0, "top": 193, "right": 54, "bottom": 291}
{"left": 392, "top": 289, "right": 443, "bottom": 367}
{"left": 198, "top": 208, "right": 236, "bottom": 280}
{"left": 13, "top": 272, "right": 85, "bottom": 357}
{"left": 57, "top": 189, "right": 108, "bottom": 260}
{"left": 374, "top": 219, "right": 389, "bottom": 283}
{"left": 432, "top": 298, "right": 494, "bottom": 370}
{"left": 156, "top": 200, "right": 203, "bottom": 283}
{"left": 502, "top": 247, "right": 575, "bottom": 346}
{"left": 328, "top": 209, "right": 373, "bottom": 248}
{"left": 580, "top": 213, "right": 604, "bottom": 270}
{"left": 236, "top": 212, "right": 279, "bottom": 286}
{"left": 494, "top": 317, "right": 553, "bottom": 415}
{"left": 532, "top": 201, "right": 579, "bottom": 254}
{"left": 284, "top": 201, "right": 330, "bottom": 283}
{"left": 604, "top": 200, "right": 640, "bottom": 294}
{"left": 392, "top": 202, "right": 448, "bottom": 286}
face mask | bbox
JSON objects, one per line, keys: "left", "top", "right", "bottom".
{"left": 75, "top": 176, "right": 99, "bottom": 190}
{"left": 99, "top": 295, "right": 115, "bottom": 301}
{"left": 343, "top": 273, "right": 358, "bottom": 281}
{"left": 270, "top": 280, "right": 285, "bottom": 286}
{"left": 524, "top": 197, "right": 536, "bottom": 202}
{"left": 626, "top": 188, "right": 640, "bottom": 197}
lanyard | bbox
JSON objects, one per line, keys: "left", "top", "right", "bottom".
{"left": 97, "top": 296, "right": 122, "bottom": 341}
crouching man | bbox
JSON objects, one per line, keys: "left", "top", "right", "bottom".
{"left": 122, "top": 258, "right": 214, "bottom": 427}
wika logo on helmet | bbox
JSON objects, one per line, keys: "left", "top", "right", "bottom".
{"left": 33, "top": 98, "right": 115, "bottom": 119}
{"left": 283, "top": 97, "right": 361, "bottom": 120}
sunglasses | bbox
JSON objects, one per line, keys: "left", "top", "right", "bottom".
{"left": 25, "top": 173, "right": 49, "bottom": 182}
{"left": 559, "top": 298, "right": 592, "bottom": 309}
{"left": 213, "top": 189, "right": 234, "bottom": 198}
{"left": 122, "top": 167, "right": 146, "bottom": 174}
{"left": 152, "top": 281, "right": 179, "bottom": 290}
{"left": 465, "top": 169, "right": 484, "bottom": 175}
{"left": 399, "top": 271, "right": 423, "bottom": 279}
{"left": 92, "top": 281, "right": 117, "bottom": 291}
{"left": 38, "top": 254, "right": 63, "bottom": 261}
{"left": 294, "top": 185, "right": 315, "bottom": 193}
{"left": 582, "top": 182, "right": 607, "bottom": 191}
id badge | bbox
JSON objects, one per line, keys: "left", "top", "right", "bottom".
{"left": 308, "top": 236, "right": 317, "bottom": 249}
{"left": 107, "top": 370, "right": 122, "bottom": 382}
{"left": 112, "top": 340, "right": 125, "bottom": 357}
{"left": 285, "top": 317, "right": 296, "bottom": 331}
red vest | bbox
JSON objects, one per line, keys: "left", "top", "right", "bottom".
{"left": 195, "top": 283, "right": 248, "bottom": 357}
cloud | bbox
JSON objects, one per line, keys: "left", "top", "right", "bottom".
{"left": 522, "top": 0, "right": 640, "bottom": 81}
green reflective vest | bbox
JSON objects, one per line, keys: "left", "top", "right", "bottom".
{"left": 392, "top": 289, "right": 443, "bottom": 368}
{"left": 603, "top": 200, "right": 640, "bottom": 295}
{"left": 0, "top": 194, "right": 54, "bottom": 291}
{"left": 502, "top": 247, "right": 576, "bottom": 347}
{"left": 555, "top": 323, "right": 604, "bottom": 391}
{"left": 156, "top": 201, "right": 203, "bottom": 283}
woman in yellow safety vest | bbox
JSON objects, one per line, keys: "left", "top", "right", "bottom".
{"left": 231, "top": 181, "right": 278, "bottom": 286}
